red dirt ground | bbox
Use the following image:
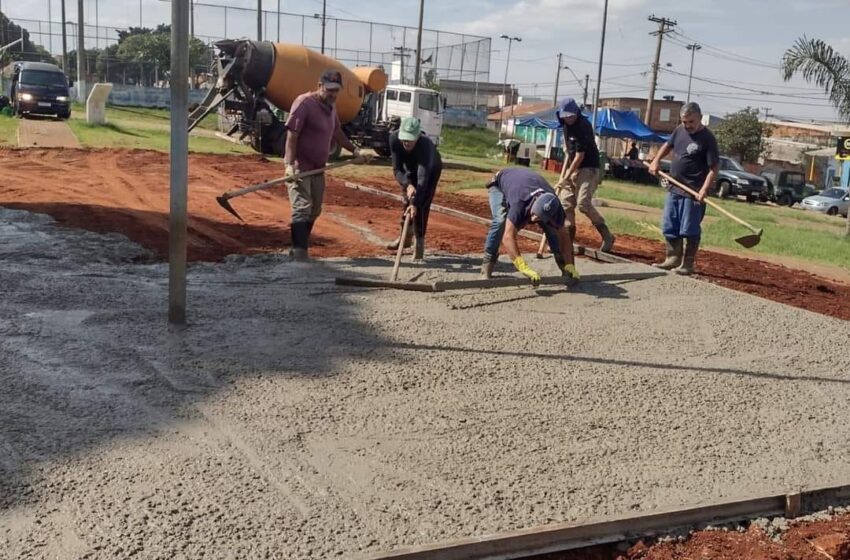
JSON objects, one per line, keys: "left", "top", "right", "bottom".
{"left": 540, "top": 514, "right": 850, "bottom": 560}
{"left": 1, "top": 147, "right": 848, "bottom": 322}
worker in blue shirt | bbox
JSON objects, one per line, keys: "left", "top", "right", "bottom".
{"left": 481, "top": 167, "right": 579, "bottom": 283}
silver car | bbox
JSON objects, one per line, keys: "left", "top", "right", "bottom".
{"left": 801, "top": 188, "right": 850, "bottom": 217}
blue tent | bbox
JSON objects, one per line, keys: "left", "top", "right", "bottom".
{"left": 515, "top": 108, "right": 668, "bottom": 144}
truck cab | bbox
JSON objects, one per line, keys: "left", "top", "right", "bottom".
{"left": 10, "top": 61, "right": 72, "bottom": 120}
{"left": 380, "top": 85, "right": 444, "bottom": 145}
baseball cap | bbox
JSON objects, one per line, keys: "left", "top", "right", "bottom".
{"left": 320, "top": 69, "right": 343, "bottom": 91}
{"left": 556, "top": 97, "right": 581, "bottom": 120}
{"left": 398, "top": 117, "right": 421, "bottom": 141}
{"left": 530, "top": 192, "right": 564, "bottom": 226}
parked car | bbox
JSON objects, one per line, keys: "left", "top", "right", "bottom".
{"left": 10, "top": 61, "right": 72, "bottom": 120}
{"left": 760, "top": 169, "right": 818, "bottom": 206}
{"left": 801, "top": 188, "right": 850, "bottom": 217}
{"left": 715, "top": 156, "right": 769, "bottom": 202}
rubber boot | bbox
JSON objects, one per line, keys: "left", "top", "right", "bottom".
{"left": 675, "top": 238, "right": 700, "bottom": 276}
{"left": 289, "top": 222, "right": 310, "bottom": 262}
{"left": 480, "top": 255, "right": 496, "bottom": 279}
{"left": 412, "top": 237, "right": 425, "bottom": 261}
{"left": 653, "top": 238, "right": 683, "bottom": 270}
{"left": 386, "top": 226, "right": 414, "bottom": 250}
{"left": 595, "top": 223, "right": 615, "bottom": 253}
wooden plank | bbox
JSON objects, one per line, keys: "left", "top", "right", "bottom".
{"left": 362, "top": 484, "right": 850, "bottom": 560}
{"left": 334, "top": 277, "right": 438, "bottom": 292}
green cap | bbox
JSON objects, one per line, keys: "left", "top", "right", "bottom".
{"left": 398, "top": 117, "right": 421, "bottom": 141}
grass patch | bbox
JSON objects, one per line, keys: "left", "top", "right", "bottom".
{"left": 65, "top": 102, "right": 253, "bottom": 154}
{"left": 441, "top": 126, "right": 502, "bottom": 160}
{"left": 0, "top": 115, "right": 19, "bottom": 146}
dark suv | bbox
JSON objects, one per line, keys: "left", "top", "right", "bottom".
{"left": 715, "top": 156, "right": 769, "bottom": 202}
{"left": 10, "top": 61, "right": 72, "bottom": 119}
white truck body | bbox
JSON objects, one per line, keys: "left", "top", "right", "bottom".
{"left": 380, "top": 85, "right": 444, "bottom": 145}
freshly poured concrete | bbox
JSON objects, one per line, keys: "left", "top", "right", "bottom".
{"left": 1, "top": 207, "right": 849, "bottom": 560}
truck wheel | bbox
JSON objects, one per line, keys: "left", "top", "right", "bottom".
{"left": 778, "top": 192, "right": 792, "bottom": 207}
{"left": 718, "top": 181, "right": 731, "bottom": 198}
{"left": 827, "top": 206, "right": 838, "bottom": 216}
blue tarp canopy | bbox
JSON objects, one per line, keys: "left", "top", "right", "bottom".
{"left": 515, "top": 108, "right": 669, "bottom": 144}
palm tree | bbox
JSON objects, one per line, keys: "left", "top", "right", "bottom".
{"left": 782, "top": 36, "right": 850, "bottom": 237}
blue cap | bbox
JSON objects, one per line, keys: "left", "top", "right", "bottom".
{"left": 530, "top": 192, "right": 563, "bottom": 225}
{"left": 556, "top": 97, "right": 581, "bottom": 120}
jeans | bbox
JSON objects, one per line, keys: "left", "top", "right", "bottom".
{"left": 662, "top": 191, "right": 706, "bottom": 239}
{"left": 484, "top": 187, "right": 507, "bottom": 260}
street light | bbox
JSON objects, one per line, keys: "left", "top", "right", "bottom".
{"left": 498, "top": 34, "right": 521, "bottom": 140}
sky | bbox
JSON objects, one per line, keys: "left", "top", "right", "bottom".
{"left": 8, "top": 0, "right": 850, "bottom": 123}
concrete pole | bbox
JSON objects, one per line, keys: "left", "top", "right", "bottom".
{"left": 61, "top": 0, "right": 68, "bottom": 73}
{"left": 257, "top": 0, "right": 262, "bottom": 41}
{"left": 414, "top": 0, "right": 424, "bottom": 86}
{"left": 553, "top": 53, "right": 562, "bottom": 107}
{"left": 583, "top": 74, "right": 589, "bottom": 106}
{"left": 76, "top": 0, "right": 85, "bottom": 102}
{"left": 169, "top": 0, "right": 190, "bottom": 325}
{"left": 592, "top": 0, "right": 608, "bottom": 135}
{"left": 48, "top": 0, "right": 54, "bottom": 55}
{"left": 277, "top": 0, "right": 281, "bottom": 42}
{"left": 320, "top": 0, "right": 326, "bottom": 54}
{"left": 686, "top": 43, "right": 701, "bottom": 102}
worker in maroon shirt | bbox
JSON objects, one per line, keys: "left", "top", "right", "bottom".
{"left": 284, "top": 70, "right": 366, "bottom": 261}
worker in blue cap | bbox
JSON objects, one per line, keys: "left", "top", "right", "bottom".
{"left": 481, "top": 167, "right": 579, "bottom": 284}
{"left": 554, "top": 97, "right": 615, "bottom": 253}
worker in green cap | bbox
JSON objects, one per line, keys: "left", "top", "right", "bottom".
{"left": 387, "top": 116, "right": 443, "bottom": 261}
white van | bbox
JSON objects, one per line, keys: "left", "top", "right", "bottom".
{"left": 381, "top": 85, "right": 444, "bottom": 145}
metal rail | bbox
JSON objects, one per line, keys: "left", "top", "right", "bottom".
{"left": 362, "top": 485, "right": 850, "bottom": 560}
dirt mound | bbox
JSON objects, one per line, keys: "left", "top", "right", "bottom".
{"left": 1, "top": 147, "right": 848, "bottom": 321}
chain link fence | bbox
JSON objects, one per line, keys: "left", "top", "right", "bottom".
{"left": 6, "top": 2, "right": 490, "bottom": 88}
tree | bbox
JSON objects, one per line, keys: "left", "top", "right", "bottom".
{"left": 115, "top": 27, "right": 208, "bottom": 86}
{"left": 0, "top": 12, "right": 57, "bottom": 67}
{"left": 781, "top": 36, "right": 850, "bottom": 237}
{"left": 422, "top": 69, "right": 439, "bottom": 91}
{"left": 713, "top": 107, "right": 771, "bottom": 164}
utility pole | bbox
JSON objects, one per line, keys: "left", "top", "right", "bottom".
{"left": 685, "top": 43, "right": 701, "bottom": 102}
{"left": 583, "top": 74, "right": 589, "bottom": 106}
{"left": 645, "top": 15, "right": 677, "bottom": 127}
{"left": 498, "top": 34, "right": 521, "bottom": 139}
{"left": 592, "top": 0, "right": 609, "bottom": 134}
{"left": 393, "top": 46, "right": 413, "bottom": 84}
{"left": 277, "top": 0, "right": 281, "bottom": 42}
{"left": 414, "top": 0, "right": 425, "bottom": 86}
{"left": 61, "top": 0, "right": 68, "bottom": 74}
{"left": 76, "top": 0, "right": 85, "bottom": 102}
{"left": 553, "top": 53, "right": 563, "bottom": 106}
{"left": 257, "top": 0, "right": 262, "bottom": 41}
{"left": 139, "top": 0, "right": 143, "bottom": 28}
{"left": 320, "top": 0, "right": 326, "bottom": 54}
{"left": 761, "top": 107, "right": 771, "bottom": 122}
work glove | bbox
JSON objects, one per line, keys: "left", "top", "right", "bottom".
{"left": 562, "top": 263, "right": 580, "bottom": 281}
{"left": 353, "top": 149, "right": 371, "bottom": 164}
{"left": 284, "top": 162, "right": 300, "bottom": 183}
{"left": 512, "top": 256, "right": 541, "bottom": 285}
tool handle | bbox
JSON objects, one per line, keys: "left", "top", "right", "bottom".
{"left": 222, "top": 159, "right": 353, "bottom": 200}
{"left": 390, "top": 214, "right": 411, "bottom": 282}
{"left": 656, "top": 170, "right": 760, "bottom": 234}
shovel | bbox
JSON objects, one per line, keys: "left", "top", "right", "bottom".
{"left": 653, "top": 168, "right": 763, "bottom": 249}
{"left": 216, "top": 160, "right": 355, "bottom": 221}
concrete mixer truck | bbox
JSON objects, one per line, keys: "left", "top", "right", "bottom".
{"left": 188, "top": 39, "right": 444, "bottom": 158}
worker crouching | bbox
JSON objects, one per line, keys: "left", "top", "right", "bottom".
{"left": 387, "top": 117, "right": 443, "bottom": 261}
{"left": 481, "top": 168, "right": 579, "bottom": 284}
